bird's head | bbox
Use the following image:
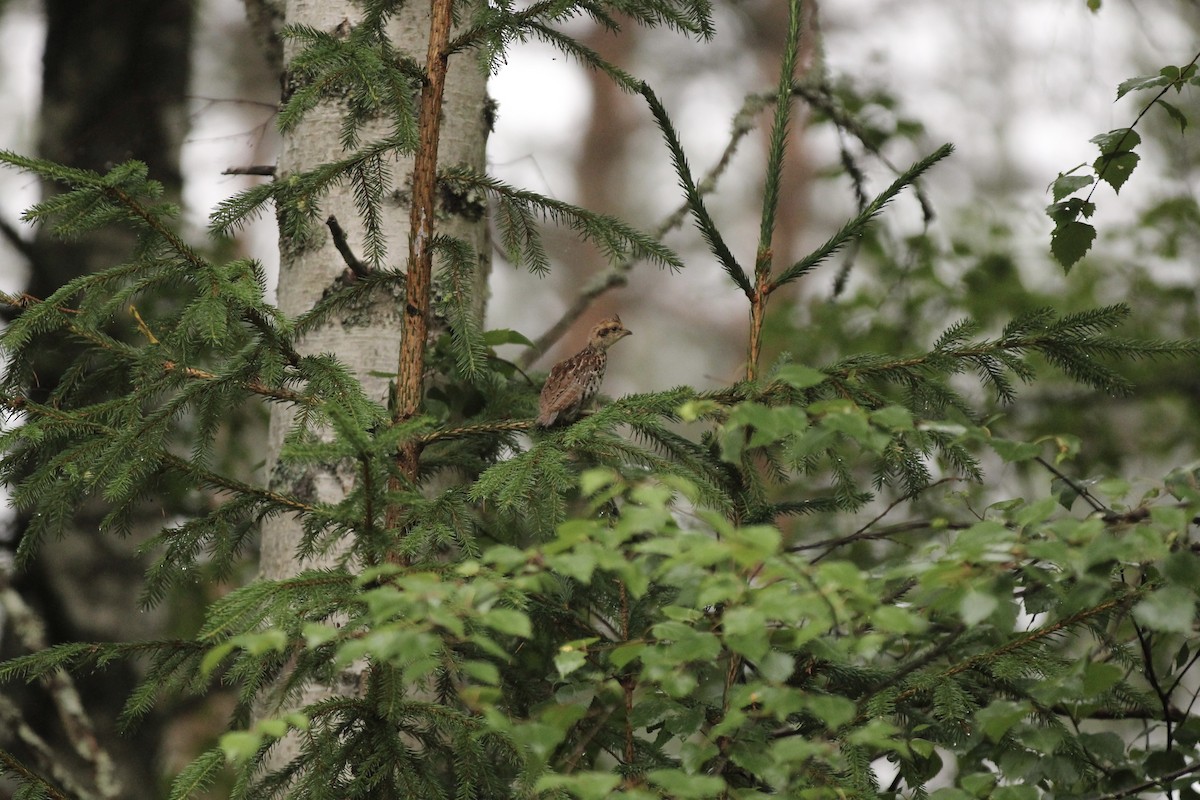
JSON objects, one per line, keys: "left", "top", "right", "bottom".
{"left": 588, "top": 315, "right": 632, "bottom": 350}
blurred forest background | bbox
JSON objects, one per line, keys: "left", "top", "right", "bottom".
{"left": 0, "top": 0, "right": 1198, "bottom": 794}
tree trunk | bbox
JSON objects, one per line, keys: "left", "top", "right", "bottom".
{"left": 2, "top": 3, "right": 193, "bottom": 798}
{"left": 250, "top": 0, "right": 490, "bottom": 759}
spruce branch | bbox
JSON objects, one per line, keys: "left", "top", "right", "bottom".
{"left": 640, "top": 82, "right": 752, "bottom": 298}
{"left": 748, "top": 0, "right": 804, "bottom": 380}
{"left": 756, "top": 0, "right": 803, "bottom": 280}
{"left": 0, "top": 289, "right": 306, "bottom": 406}
{"left": 0, "top": 152, "right": 304, "bottom": 368}
{"left": 418, "top": 418, "right": 532, "bottom": 446}
{"left": 431, "top": 234, "right": 487, "bottom": 380}
{"left": 521, "top": 62, "right": 770, "bottom": 367}
{"left": 159, "top": 451, "right": 315, "bottom": 515}
{"left": 884, "top": 586, "right": 1146, "bottom": 715}
{"left": 441, "top": 167, "right": 684, "bottom": 273}
{"left": 0, "top": 743, "right": 73, "bottom": 800}
{"left": 788, "top": 80, "right": 936, "bottom": 225}
{"left": 0, "top": 395, "right": 316, "bottom": 537}
{"left": 771, "top": 143, "right": 954, "bottom": 290}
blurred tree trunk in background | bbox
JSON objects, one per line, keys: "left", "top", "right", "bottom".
{"left": 2, "top": 1, "right": 193, "bottom": 797}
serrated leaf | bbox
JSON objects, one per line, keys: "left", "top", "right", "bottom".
{"left": 1051, "top": 173, "right": 1093, "bottom": 202}
{"left": 1158, "top": 99, "right": 1187, "bottom": 133}
{"left": 1090, "top": 128, "right": 1140, "bottom": 155}
{"left": 646, "top": 770, "right": 726, "bottom": 798}
{"left": 990, "top": 437, "right": 1040, "bottom": 463}
{"left": 976, "top": 700, "right": 1031, "bottom": 742}
{"left": 1045, "top": 197, "right": 1095, "bottom": 225}
{"left": 1081, "top": 661, "right": 1122, "bottom": 696}
{"left": 960, "top": 589, "right": 998, "bottom": 625}
{"left": 1116, "top": 74, "right": 1167, "bottom": 100}
{"left": 1133, "top": 586, "right": 1196, "bottom": 633}
{"left": 1050, "top": 221, "right": 1095, "bottom": 270}
{"left": 1094, "top": 151, "right": 1139, "bottom": 193}
{"left": 775, "top": 364, "right": 827, "bottom": 389}
{"left": 554, "top": 647, "right": 587, "bottom": 677}
{"left": 480, "top": 607, "right": 531, "bottom": 638}
{"left": 219, "top": 730, "right": 263, "bottom": 762}
{"left": 482, "top": 328, "right": 534, "bottom": 347}
{"left": 534, "top": 772, "right": 622, "bottom": 800}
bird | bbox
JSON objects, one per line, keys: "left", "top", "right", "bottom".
{"left": 537, "top": 315, "right": 632, "bottom": 427}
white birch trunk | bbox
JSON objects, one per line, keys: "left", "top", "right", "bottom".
{"left": 248, "top": 0, "right": 490, "bottom": 758}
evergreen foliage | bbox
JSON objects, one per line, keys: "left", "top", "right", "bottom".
{"left": 3, "top": 1, "right": 1200, "bottom": 799}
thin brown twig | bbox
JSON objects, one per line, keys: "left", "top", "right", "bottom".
{"left": 1081, "top": 760, "right": 1200, "bottom": 800}
{"left": 222, "top": 165, "right": 277, "bottom": 176}
{"left": 386, "top": 0, "right": 457, "bottom": 549}
{"left": 326, "top": 215, "right": 371, "bottom": 283}
{"left": 1035, "top": 455, "right": 1107, "bottom": 513}
{"left": 808, "top": 476, "right": 962, "bottom": 562}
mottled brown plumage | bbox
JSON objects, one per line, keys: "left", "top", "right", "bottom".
{"left": 537, "top": 316, "right": 632, "bottom": 427}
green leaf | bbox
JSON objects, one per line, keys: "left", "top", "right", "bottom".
{"left": 554, "top": 647, "right": 588, "bottom": 677}
{"left": 872, "top": 605, "right": 928, "bottom": 634}
{"left": 480, "top": 607, "right": 532, "bottom": 638}
{"left": 482, "top": 328, "right": 534, "bottom": 347}
{"left": 219, "top": 730, "right": 263, "bottom": 762}
{"left": 1158, "top": 99, "right": 1188, "bottom": 133}
{"left": 1094, "top": 150, "right": 1139, "bottom": 193}
{"left": 1090, "top": 128, "right": 1140, "bottom": 155}
{"left": 990, "top": 437, "right": 1041, "bottom": 463}
{"left": 645, "top": 769, "right": 725, "bottom": 798}
{"left": 534, "top": 772, "right": 622, "bottom": 800}
{"left": 870, "top": 405, "right": 914, "bottom": 431}
{"left": 804, "top": 694, "right": 856, "bottom": 729}
{"left": 1133, "top": 586, "right": 1196, "bottom": 633}
{"left": 976, "top": 700, "right": 1031, "bottom": 742}
{"left": 961, "top": 772, "right": 998, "bottom": 796}
{"left": 1164, "top": 551, "right": 1200, "bottom": 587}
{"left": 722, "top": 606, "right": 768, "bottom": 660}
{"left": 1116, "top": 73, "right": 1166, "bottom": 100}
{"left": 609, "top": 642, "right": 645, "bottom": 669}
{"left": 775, "top": 364, "right": 827, "bottom": 389}
{"left": 1046, "top": 196, "right": 1095, "bottom": 225}
{"left": 959, "top": 589, "right": 998, "bottom": 625}
{"left": 1081, "top": 661, "right": 1122, "bottom": 696}
{"left": 1050, "top": 173, "right": 1093, "bottom": 202}
{"left": 1050, "top": 220, "right": 1096, "bottom": 269}
{"left": 930, "top": 790, "right": 974, "bottom": 800}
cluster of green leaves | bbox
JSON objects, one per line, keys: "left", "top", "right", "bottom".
{"left": 1048, "top": 53, "right": 1200, "bottom": 269}
{"left": 4, "top": 0, "right": 1200, "bottom": 799}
